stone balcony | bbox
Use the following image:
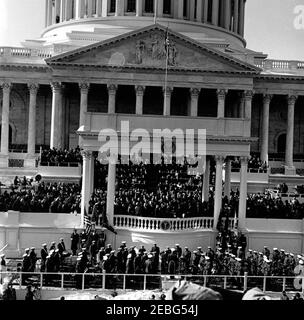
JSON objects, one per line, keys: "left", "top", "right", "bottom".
{"left": 254, "top": 58, "right": 304, "bottom": 76}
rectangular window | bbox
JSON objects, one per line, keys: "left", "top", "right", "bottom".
{"left": 183, "top": 0, "right": 188, "bottom": 17}
{"left": 127, "top": 0, "right": 136, "bottom": 12}
{"left": 163, "top": 0, "right": 171, "bottom": 15}
{"left": 145, "top": 0, "right": 154, "bottom": 13}
{"left": 109, "top": 0, "right": 116, "bottom": 13}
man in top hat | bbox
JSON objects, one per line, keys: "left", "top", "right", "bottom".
{"left": 49, "top": 242, "right": 56, "bottom": 251}
{"left": 175, "top": 244, "right": 182, "bottom": 259}
{"left": 105, "top": 244, "right": 112, "bottom": 255}
{"left": 89, "top": 240, "right": 98, "bottom": 265}
{"left": 40, "top": 244, "right": 48, "bottom": 272}
{"left": 57, "top": 238, "right": 66, "bottom": 256}
{"left": 120, "top": 241, "right": 127, "bottom": 250}
{"left": 70, "top": 229, "right": 79, "bottom": 256}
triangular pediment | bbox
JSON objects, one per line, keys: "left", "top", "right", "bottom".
{"left": 46, "top": 24, "right": 260, "bottom": 74}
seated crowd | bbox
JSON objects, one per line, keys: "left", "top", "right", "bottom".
{"left": 15, "top": 229, "right": 304, "bottom": 279}
{"left": 231, "top": 154, "right": 268, "bottom": 171}
{"left": 40, "top": 147, "right": 82, "bottom": 165}
{"left": 0, "top": 181, "right": 81, "bottom": 213}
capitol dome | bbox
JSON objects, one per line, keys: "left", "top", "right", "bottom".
{"left": 39, "top": 0, "right": 247, "bottom": 52}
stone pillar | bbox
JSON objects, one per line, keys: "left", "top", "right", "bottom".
{"left": 106, "top": 160, "right": 116, "bottom": 226}
{"left": 239, "top": 94, "right": 245, "bottom": 118}
{"left": 135, "top": 85, "right": 145, "bottom": 115}
{"left": 89, "top": 152, "right": 95, "bottom": 194}
{"left": 238, "top": 156, "right": 248, "bottom": 231}
{"left": 239, "top": 0, "right": 245, "bottom": 36}
{"left": 212, "top": 0, "right": 219, "bottom": 25}
{"left": 244, "top": 90, "right": 253, "bottom": 119}
{"left": 50, "top": 82, "right": 63, "bottom": 149}
{"left": 196, "top": 0, "right": 203, "bottom": 22}
{"left": 65, "top": 0, "right": 71, "bottom": 20}
{"left": 202, "top": 157, "right": 210, "bottom": 202}
{"left": 203, "top": 0, "right": 208, "bottom": 22}
{"left": 87, "top": 0, "right": 93, "bottom": 17}
{"left": 47, "top": 0, "right": 53, "bottom": 25}
{"left": 224, "top": 158, "right": 231, "bottom": 198}
{"left": 285, "top": 95, "right": 297, "bottom": 174}
{"left": 0, "top": 82, "right": 11, "bottom": 166}
{"left": 260, "top": 94, "right": 272, "bottom": 164}
{"left": 177, "top": 0, "right": 184, "bottom": 19}
{"left": 54, "top": 0, "right": 61, "bottom": 23}
{"left": 233, "top": 0, "right": 239, "bottom": 33}
{"left": 102, "top": 0, "right": 108, "bottom": 17}
{"left": 217, "top": 89, "right": 226, "bottom": 118}
{"left": 107, "top": 84, "right": 117, "bottom": 114}
{"left": 163, "top": 87, "right": 173, "bottom": 116}
{"left": 115, "top": 0, "right": 124, "bottom": 16}
{"left": 60, "top": 0, "right": 66, "bottom": 22}
{"left": 136, "top": 0, "right": 143, "bottom": 16}
{"left": 81, "top": 150, "right": 93, "bottom": 227}
{"left": 25, "top": 83, "right": 39, "bottom": 168}
{"left": 157, "top": 0, "right": 163, "bottom": 17}
{"left": 79, "top": 82, "right": 90, "bottom": 144}
{"left": 190, "top": 88, "right": 200, "bottom": 117}
{"left": 214, "top": 155, "right": 224, "bottom": 229}
{"left": 224, "top": 0, "right": 231, "bottom": 29}
{"left": 96, "top": 0, "right": 102, "bottom": 16}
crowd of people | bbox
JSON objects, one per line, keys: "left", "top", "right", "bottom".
{"left": 40, "top": 147, "right": 82, "bottom": 165}
{"left": 231, "top": 154, "right": 268, "bottom": 171}
{"left": 10, "top": 228, "right": 303, "bottom": 281}
{"left": 0, "top": 181, "right": 81, "bottom": 213}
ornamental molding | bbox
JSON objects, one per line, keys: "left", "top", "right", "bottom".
{"left": 27, "top": 83, "right": 39, "bottom": 94}
{"left": 79, "top": 82, "right": 90, "bottom": 92}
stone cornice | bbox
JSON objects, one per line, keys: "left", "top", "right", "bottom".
{"left": 0, "top": 63, "right": 51, "bottom": 72}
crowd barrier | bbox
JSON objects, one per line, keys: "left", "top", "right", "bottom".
{"left": 1, "top": 271, "right": 304, "bottom": 294}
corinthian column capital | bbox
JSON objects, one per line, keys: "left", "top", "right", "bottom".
{"left": 135, "top": 85, "right": 145, "bottom": 96}
{"left": 287, "top": 94, "right": 298, "bottom": 106}
{"left": 51, "top": 81, "right": 63, "bottom": 93}
{"left": 217, "top": 89, "right": 227, "bottom": 99}
{"left": 28, "top": 83, "right": 39, "bottom": 95}
{"left": 263, "top": 94, "right": 273, "bottom": 104}
{"left": 1, "top": 82, "right": 12, "bottom": 93}
{"left": 79, "top": 82, "right": 90, "bottom": 93}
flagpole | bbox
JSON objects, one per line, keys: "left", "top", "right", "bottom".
{"left": 164, "top": 25, "right": 169, "bottom": 116}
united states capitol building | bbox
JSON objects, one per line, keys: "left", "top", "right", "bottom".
{"left": 1, "top": 0, "right": 304, "bottom": 258}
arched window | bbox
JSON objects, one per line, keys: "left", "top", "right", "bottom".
{"left": 277, "top": 134, "right": 286, "bottom": 154}
{"left": 163, "top": 0, "right": 171, "bottom": 15}
{"left": 109, "top": 0, "right": 116, "bottom": 13}
{"left": 127, "top": 0, "right": 136, "bottom": 12}
{"left": 145, "top": 0, "right": 154, "bottom": 13}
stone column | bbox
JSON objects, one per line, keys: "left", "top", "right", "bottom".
{"left": 217, "top": 89, "right": 226, "bottom": 118}
{"left": 136, "top": 0, "right": 143, "bottom": 16}
{"left": 224, "top": 158, "right": 231, "bottom": 198}
{"left": 81, "top": 150, "right": 93, "bottom": 227}
{"left": 285, "top": 95, "right": 297, "bottom": 174}
{"left": 190, "top": 88, "right": 200, "bottom": 117}
{"left": 212, "top": 0, "right": 219, "bottom": 25}
{"left": 163, "top": 87, "right": 173, "bottom": 116}
{"left": 54, "top": 0, "right": 61, "bottom": 23}
{"left": 87, "top": 0, "right": 93, "bottom": 17}
{"left": 96, "top": 0, "right": 102, "bottom": 16}
{"left": 260, "top": 94, "right": 272, "bottom": 164}
{"left": 196, "top": 0, "right": 203, "bottom": 22}
{"left": 25, "top": 83, "right": 39, "bottom": 168}
{"left": 89, "top": 152, "right": 95, "bottom": 195}
{"left": 233, "top": 0, "right": 239, "bottom": 33}
{"left": 224, "top": 0, "right": 231, "bottom": 29}
{"left": 60, "top": 0, "right": 66, "bottom": 22}
{"left": 107, "top": 84, "right": 117, "bottom": 114}
{"left": 239, "top": 93, "right": 245, "bottom": 118}
{"left": 115, "top": 0, "right": 124, "bottom": 16}
{"left": 65, "top": 0, "right": 71, "bottom": 20}
{"left": 238, "top": 156, "right": 248, "bottom": 231}
{"left": 203, "top": 0, "right": 208, "bottom": 22}
{"left": 135, "top": 85, "right": 145, "bottom": 115}
{"left": 106, "top": 160, "right": 116, "bottom": 226}
{"left": 79, "top": 82, "right": 90, "bottom": 128}
{"left": 239, "top": 0, "right": 245, "bottom": 36}
{"left": 0, "top": 83, "right": 12, "bottom": 165}
{"left": 76, "top": 0, "right": 85, "bottom": 18}
{"left": 177, "top": 0, "right": 184, "bottom": 19}
{"left": 202, "top": 157, "right": 210, "bottom": 202}
{"left": 244, "top": 90, "right": 253, "bottom": 119}
{"left": 50, "top": 82, "right": 63, "bottom": 149}
{"left": 214, "top": 155, "right": 224, "bottom": 229}
{"left": 102, "top": 0, "right": 108, "bottom": 17}
{"left": 157, "top": 0, "right": 163, "bottom": 17}
{"left": 47, "top": 0, "right": 53, "bottom": 25}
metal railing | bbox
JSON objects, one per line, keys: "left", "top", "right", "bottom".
{"left": 38, "top": 162, "right": 81, "bottom": 167}
{"left": 1, "top": 271, "right": 304, "bottom": 294}
{"left": 231, "top": 168, "right": 268, "bottom": 174}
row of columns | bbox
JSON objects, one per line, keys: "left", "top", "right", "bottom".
{"left": 45, "top": 0, "right": 246, "bottom": 36}
{"left": 260, "top": 94, "right": 298, "bottom": 173}
{"left": 80, "top": 152, "right": 249, "bottom": 231}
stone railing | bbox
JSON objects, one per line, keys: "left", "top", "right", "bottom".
{"left": 0, "top": 47, "right": 53, "bottom": 59}
{"left": 113, "top": 216, "right": 237, "bottom": 232}
{"left": 254, "top": 59, "right": 304, "bottom": 73}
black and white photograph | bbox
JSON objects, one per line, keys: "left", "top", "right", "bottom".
{"left": 0, "top": 0, "right": 304, "bottom": 310}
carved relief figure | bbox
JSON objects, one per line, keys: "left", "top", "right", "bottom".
{"left": 135, "top": 40, "right": 145, "bottom": 64}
